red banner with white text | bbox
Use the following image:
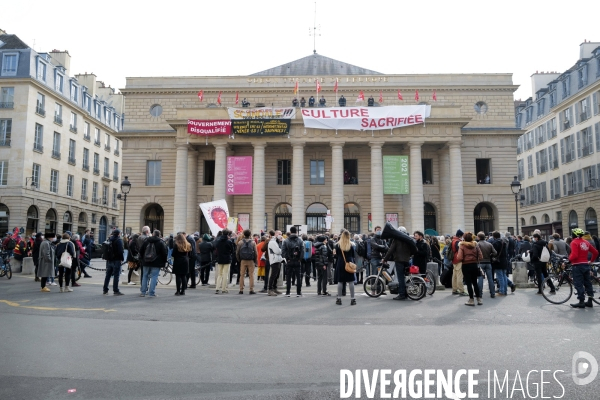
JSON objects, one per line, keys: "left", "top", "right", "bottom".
{"left": 187, "top": 120, "right": 232, "bottom": 136}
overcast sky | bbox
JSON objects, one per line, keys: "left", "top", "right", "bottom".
{"left": 2, "top": 0, "right": 598, "bottom": 100}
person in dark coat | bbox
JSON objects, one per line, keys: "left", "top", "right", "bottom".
{"left": 186, "top": 234, "right": 198, "bottom": 289}
{"left": 491, "top": 231, "right": 508, "bottom": 296}
{"left": 530, "top": 233, "right": 555, "bottom": 295}
{"left": 138, "top": 230, "right": 168, "bottom": 297}
{"left": 214, "top": 229, "right": 235, "bottom": 294}
{"left": 197, "top": 234, "right": 213, "bottom": 286}
{"left": 334, "top": 230, "right": 357, "bottom": 306}
{"left": 412, "top": 231, "right": 430, "bottom": 274}
{"left": 55, "top": 233, "right": 76, "bottom": 292}
{"left": 519, "top": 235, "right": 533, "bottom": 281}
{"left": 172, "top": 233, "right": 191, "bottom": 295}
{"left": 32, "top": 232, "right": 43, "bottom": 281}
{"left": 102, "top": 229, "right": 125, "bottom": 295}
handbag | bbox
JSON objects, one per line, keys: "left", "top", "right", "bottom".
{"left": 521, "top": 251, "right": 531, "bottom": 262}
{"left": 540, "top": 245, "right": 551, "bottom": 262}
{"left": 60, "top": 243, "right": 73, "bottom": 268}
{"left": 341, "top": 248, "right": 357, "bottom": 274}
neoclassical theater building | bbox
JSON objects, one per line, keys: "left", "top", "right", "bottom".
{"left": 118, "top": 54, "right": 522, "bottom": 236}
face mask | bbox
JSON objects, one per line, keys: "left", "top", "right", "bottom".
{"left": 375, "top": 231, "right": 382, "bottom": 236}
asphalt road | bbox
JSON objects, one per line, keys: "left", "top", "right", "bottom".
{"left": 0, "top": 263, "right": 599, "bottom": 400}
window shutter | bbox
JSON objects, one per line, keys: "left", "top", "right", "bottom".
{"left": 535, "top": 152, "right": 540, "bottom": 174}
{"left": 576, "top": 169, "right": 583, "bottom": 193}
{"left": 577, "top": 131, "right": 582, "bottom": 158}
{"left": 575, "top": 101, "right": 581, "bottom": 124}
{"left": 594, "top": 92, "right": 599, "bottom": 116}
{"left": 563, "top": 175, "right": 567, "bottom": 196}
{"left": 548, "top": 147, "right": 553, "bottom": 170}
{"left": 596, "top": 123, "right": 600, "bottom": 152}
{"left": 560, "top": 139, "right": 565, "bottom": 163}
{"left": 550, "top": 179, "right": 555, "bottom": 199}
{"left": 591, "top": 166, "right": 597, "bottom": 187}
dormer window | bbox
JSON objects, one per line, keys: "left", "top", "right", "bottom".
{"left": 561, "top": 75, "right": 570, "bottom": 99}
{"left": 1, "top": 53, "right": 19, "bottom": 76}
{"left": 577, "top": 65, "right": 588, "bottom": 88}
{"left": 70, "top": 82, "right": 78, "bottom": 102}
{"left": 55, "top": 72, "right": 64, "bottom": 93}
{"left": 37, "top": 59, "right": 47, "bottom": 82}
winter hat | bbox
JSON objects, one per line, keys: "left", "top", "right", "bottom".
{"left": 398, "top": 226, "right": 408, "bottom": 234}
{"left": 456, "top": 229, "right": 464, "bottom": 237}
{"left": 35, "top": 232, "right": 43, "bottom": 238}
{"left": 65, "top": 231, "right": 72, "bottom": 237}
{"left": 112, "top": 229, "right": 121, "bottom": 236}
{"left": 202, "top": 233, "right": 212, "bottom": 241}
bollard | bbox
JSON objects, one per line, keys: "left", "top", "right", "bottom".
{"left": 21, "top": 257, "right": 35, "bottom": 275}
{"left": 10, "top": 257, "right": 22, "bottom": 273}
{"left": 512, "top": 261, "right": 534, "bottom": 288}
{"left": 426, "top": 261, "right": 443, "bottom": 290}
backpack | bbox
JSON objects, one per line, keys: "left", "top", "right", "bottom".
{"left": 101, "top": 239, "right": 114, "bottom": 261}
{"left": 6, "top": 238, "right": 16, "bottom": 250}
{"left": 304, "top": 241, "right": 312, "bottom": 260}
{"left": 366, "top": 239, "right": 372, "bottom": 260}
{"left": 240, "top": 240, "right": 255, "bottom": 260}
{"left": 540, "top": 245, "right": 551, "bottom": 262}
{"left": 290, "top": 240, "right": 303, "bottom": 262}
{"left": 356, "top": 241, "right": 367, "bottom": 258}
{"left": 144, "top": 242, "right": 158, "bottom": 263}
{"left": 447, "top": 240, "right": 458, "bottom": 262}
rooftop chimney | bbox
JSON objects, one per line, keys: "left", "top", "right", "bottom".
{"left": 49, "top": 50, "right": 71, "bottom": 76}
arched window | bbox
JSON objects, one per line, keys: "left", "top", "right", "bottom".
{"left": 542, "top": 214, "right": 550, "bottom": 223}
{"left": 99, "top": 216, "right": 108, "bottom": 243}
{"left": 585, "top": 208, "right": 598, "bottom": 236}
{"left": 0, "top": 203, "right": 9, "bottom": 236}
{"left": 77, "top": 212, "right": 88, "bottom": 236}
{"left": 530, "top": 216, "right": 537, "bottom": 225}
{"left": 274, "top": 203, "right": 292, "bottom": 233}
{"left": 144, "top": 204, "right": 164, "bottom": 234}
{"left": 474, "top": 203, "right": 495, "bottom": 234}
{"left": 344, "top": 202, "right": 360, "bottom": 233}
{"left": 424, "top": 203, "right": 437, "bottom": 233}
{"left": 45, "top": 209, "right": 57, "bottom": 235}
{"left": 26, "top": 206, "right": 38, "bottom": 237}
{"left": 568, "top": 210, "right": 578, "bottom": 229}
{"left": 306, "top": 202, "right": 328, "bottom": 235}
{"left": 521, "top": 218, "right": 526, "bottom": 227}
{"left": 62, "top": 211, "right": 73, "bottom": 233}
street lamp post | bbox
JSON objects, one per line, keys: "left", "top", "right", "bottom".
{"left": 510, "top": 176, "right": 522, "bottom": 235}
{"left": 118, "top": 176, "right": 131, "bottom": 235}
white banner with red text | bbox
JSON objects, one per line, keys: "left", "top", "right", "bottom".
{"left": 301, "top": 105, "right": 431, "bottom": 130}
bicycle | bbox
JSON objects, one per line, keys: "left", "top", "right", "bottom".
{"left": 0, "top": 252, "right": 12, "bottom": 279}
{"left": 158, "top": 258, "right": 173, "bottom": 285}
{"left": 363, "top": 262, "right": 426, "bottom": 300}
{"left": 422, "top": 269, "right": 436, "bottom": 296}
{"left": 541, "top": 257, "right": 600, "bottom": 305}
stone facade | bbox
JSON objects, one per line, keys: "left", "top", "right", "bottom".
{"left": 516, "top": 42, "right": 600, "bottom": 238}
{"left": 119, "top": 54, "right": 522, "bottom": 236}
{"left": 0, "top": 31, "right": 123, "bottom": 242}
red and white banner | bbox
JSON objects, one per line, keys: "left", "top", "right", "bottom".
{"left": 226, "top": 156, "right": 253, "bottom": 195}
{"left": 187, "top": 120, "right": 231, "bottom": 136}
{"left": 301, "top": 105, "right": 431, "bottom": 130}
{"left": 227, "top": 107, "right": 296, "bottom": 119}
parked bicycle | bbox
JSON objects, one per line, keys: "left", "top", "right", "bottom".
{"left": 541, "top": 256, "right": 600, "bottom": 305}
{"left": 363, "top": 262, "right": 426, "bottom": 300}
{"left": 158, "top": 258, "right": 173, "bottom": 285}
{"left": 0, "top": 252, "right": 12, "bottom": 279}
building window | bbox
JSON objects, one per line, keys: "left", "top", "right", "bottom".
{"left": 277, "top": 160, "right": 291, "bottom": 185}
{"left": 1, "top": 53, "right": 19, "bottom": 76}
{"left": 55, "top": 73, "right": 63, "bottom": 93}
{"left": 103, "top": 157, "right": 109, "bottom": 178}
{"left": 113, "top": 161, "right": 119, "bottom": 181}
{"left": 0, "top": 119, "right": 11, "bottom": 146}
{"left": 584, "top": 166, "right": 597, "bottom": 189}
{"left": 68, "top": 139, "right": 76, "bottom": 164}
{"left": 104, "top": 133, "right": 110, "bottom": 150}
{"left": 36, "top": 93, "right": 45, "bottom": 115}
{"left": 37, "top": 59, "right": 47, "bottom": 82}
{"left": 596, "top": 122, "right": 600, "bottom": 152}
{"left": 535, "top": 124, "right": 547, "bottom": 145}
{"left": 546, "top": 118, "right": 557, "bottom": 138}
{"left": 83, "top": 122, "right": 90, "bottom": 140}
{"left": 94, "top": 128, "right": 100, "bottom": 145}
{"left": 537, "top": 98, "right": 545, "bottom": 117}
{"left": 561, "top": 75, "right": 570, "bottom": 99}
{"left": 28, "top": 163, "right": 41, "bottom": 189}
{"left": 50, "top": 169, "right": 59, "bottom": 193}
{"left": 578, "top": 66, "right": 588, "bottom": 88}
{"left": 203, "top": 160, "right": 215, "bottom": 185}
{"left": 0, "top": 87, "right": 14, "bottom": 108}
{"left": 476, "top": 159, "right": 490, "bottom": 184}
{"left": 70, "top": 83, "right": 78, "bottom": 102}
{"left": 150, "top": 104, "right": 163, "bottom": 117}
{"left": 535, "top": 149, "right": 548, "bottom": 174}
{"left": 527, "top": 155, "right": 533, "bottom": 178}
{"left": 560, "top": 107, "right": 572, "bottom": 131}
{"left": 344, "top": 159, "right": 358, "bottom": 184}
{"left": 576, "top": 97, "right": 591, "bottom": 123}
{"left": 34, "top": 124, "right": 43, "bottom": 151}
{"left": 52, "top": 132, "right": 61, "bottom": 159}
{"left": 83, "top": 148, "right": 89, "bottom": 170}
{"left": 549, "top": 90, "right": 557, "bottom": 108}
{"left": 92, "top": 182, "right": 98, "bottom": 203}
{"left": 112, "top": 188, "right": 117, "bottom": 208}
{"left": 550, "top": 177, "right": 560, "bottom": 200}
{"left": 525, "top": 107, "right": 533, "bottom": 124}
{"left": 81, "top": 178, "right": 88, "bottom": 200}
{"left": 54, "top": 103, "right": 62, "bottom": 125}
{"left": 569, "top": 210, "right": 578, "bottom": 228}
{"left": 549, "top": 144, "right": 559, "bottom": 169}
{"left": 579, "top": 127, "right": 594, "bottom": 157}
{"left": 114, "top": 139, "right": 120, "bottom": 155}
{"left": 102, "top": 185, "right": 108, "bottom": 205}
{"left": 66, "top": 174, "right": 74, "bottom": 197}
{"left": 147, "top": 160, "right": 161, "bottom": 186}
{"left": 310, "top": 160, "right": 325, "bottom": 185}
{"left": 517, "top": 159, "right": 524, "bottom": 181}
{"left": 561, "top": 135, "right": 576, "bottom": 163}
{"left": 93, "top": 153, "right": 99, "bottom": 174}
{"left": 0, "top": 161, "right": 7, "bottom": 186}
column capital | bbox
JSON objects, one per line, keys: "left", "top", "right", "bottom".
{"left": 175, "top": 143, "right": 192, "bottom": 150}
{"left": 330, "top": 141, "right": 345, "bottom": 148}
{"left": 213, "top": 142, "right": 230, "bottom": 151}
{"left": 252, "top": 142, "right": 267, "bottom": 149}
{"left": 290, "top": 141, "right": 305, "bottom": 148}
{"left": 408, "top": 141, "right": 425, "bottom": 147}
{"left": 447, "top": 141, "right": 462, "bottom": 149}
{"left": 368, "top": 141, "right": 384, "bottom": 149}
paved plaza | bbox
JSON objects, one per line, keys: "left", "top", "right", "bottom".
{"left": 0, "top": 260, "right": 599, "bottom": 399}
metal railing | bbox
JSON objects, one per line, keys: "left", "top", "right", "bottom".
{"left": 81, "top": 195, "right": 88, "bottom": 202}
{"left": 35, "top": 106, "right": 45, "bottom": 116}
{"left": 83, "top": 134, "right": 90, "bottom": 141}
{"left": 0, "top": 138, "right": 10, "bottom": 147}
{"left": 54, "top": 115, "right": 62, "bottom": 125}
{"left": 114, "top": 149, "right": 120, "bottom": 156}
{"left": 104, "top": 145, "right": 111, "bottom": 151}
{"left": 94, "top": 140, "right": 100, "bottom": 146}
{"left": 0, "top": 102, "right": 13, "bottom": 109}
{"left": 51, "top": 150, "right": 61, "bottom": 159}
{"left": 82, "top": 164, "right": 89, "bottom": 172}
{"left": 93, "top": 168, "right": 100, "bottom": 175}
{"left": 70, "top": 125, "right": 77, "bottom": 133}
{"left": 68, "top": 157, "right": 76, "bottom": 165}
{"left": 33, "top": 144, "right": 43, "bottom": 152}
{"left": 113, "top": 175, "right": 119, "bottom": 182}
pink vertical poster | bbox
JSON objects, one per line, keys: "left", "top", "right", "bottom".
{"left": 226, "top": 156, "right": 253, "bottom": 195}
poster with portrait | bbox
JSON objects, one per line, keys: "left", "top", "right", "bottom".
{"left": 199, "top": 199, "right": 230, "bottom": 236}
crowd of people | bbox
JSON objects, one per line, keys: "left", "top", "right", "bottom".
{"left": 2, "top": 224, "right": 598, "bottom": 308}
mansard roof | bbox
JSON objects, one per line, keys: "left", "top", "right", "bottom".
{"left": 0, "top": 34, "right": 30, "bottom": 50}
{"left": 251, "top": 53, "right": 382, "bottom": 76}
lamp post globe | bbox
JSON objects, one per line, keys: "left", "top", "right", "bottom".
{"left": 120, "top": 176, "right": 132, "bottom": 235}
{"left": 510, "top": 176, "right": 521, "bottom": 235}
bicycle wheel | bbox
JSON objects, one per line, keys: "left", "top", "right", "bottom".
{"left": 158, "top": 266, "right": 172, "bottom": 285}
{"left": 75, "top": 265, "right": 82, "bottom": 281}
{"left": 6, "top": 265, "right": 11, "bottom": 279}
{"left": 0, "top": 267, "right": 5, "bottom": 277}
{"left": 406, "top": 277, "right": 426, "bottom": 300}
{"left": 424, "top": 270, "right": 436, "bottom": 296}
{"left": 590, "top": 275, "right": 600, "bottom": 305}
{"left": 542, "top": 274, "right": 572, "bottom": 304}
{"left": 363, "top": 276, "right": 384, "bottom": 298}
{"left": 194, "top": 268, "right": 201, "bottom": 286}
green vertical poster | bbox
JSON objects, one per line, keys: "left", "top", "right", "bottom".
{"left": 383, "top": 156, "right": 409, "bottom": 194}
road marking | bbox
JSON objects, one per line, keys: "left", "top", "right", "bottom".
{"left": 0, "top": 300, "right": 116, "bottom": 313}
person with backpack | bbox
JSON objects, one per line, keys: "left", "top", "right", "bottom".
{"left": 413, "top": 231, "right": 430, "bottom": 275}
{"left": 236, "top": 229, "right": 258, "bottom": 295}
{"left": 450, "top": 230, "right": 466, "bottom": 296}
{"left": 3, "top": 233, "right": 17, "bottom": 259}
{"left": 313, "top": 235, "right": 330, "bottom": 296}
{"left": 456, "top": 232, "right": 483, "bottom": 306}
{"left": 530, "top": 232, "right": 555, "bottom": 296}
{"left": 138, "top": 230, "right": 167, "bottom": 297}
{"left": 491, "top": 231, "right": 508, "bottom": 296}
{"left": 101, "top": 229, "right": 125, "bottom": 296}
{"left": 476, "top": 232, "right": 497, "bottom": 298}
{"left": 302, "top": 234, "right": 313, "bottom": 287}
{"left": 383, "top": 226, "right": 414, "bottom": 301}
{"left": 214, "top": 229, "right": 235, "bottom": 294}
{"left": 55, "top": 233, "right": 76, "bottom": 293}
{"left": 281, "top": 226, "right": 305, "bottom": 297}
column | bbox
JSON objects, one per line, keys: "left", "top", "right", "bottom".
{"left": 369, "top": 142, "right": 384, "bottom": 230}
{"left": 173, "top": 144, "right": 188, "bottom": 234}
{"left": 252, "top": 143, "right": 266, "bottom": 234}
{"left": 409, "top": 141, "right": 424, "bottom": 232}
{"left": 330, "top": 142, "right": 344, "bottom": 234}
{"left": 439, "top": 149, "right": 451, "bottom": 235}
{"left": 187, "top": 149, "right": 198, "bottom": 233}
{"left": 448, "top": 142, "right": 465, "bottom": 231}
{"left": 291, "top": 142, "right": 305, "bottom": 226}
{"left": 213, "top": 143, "right": 228, "bottom": 201}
